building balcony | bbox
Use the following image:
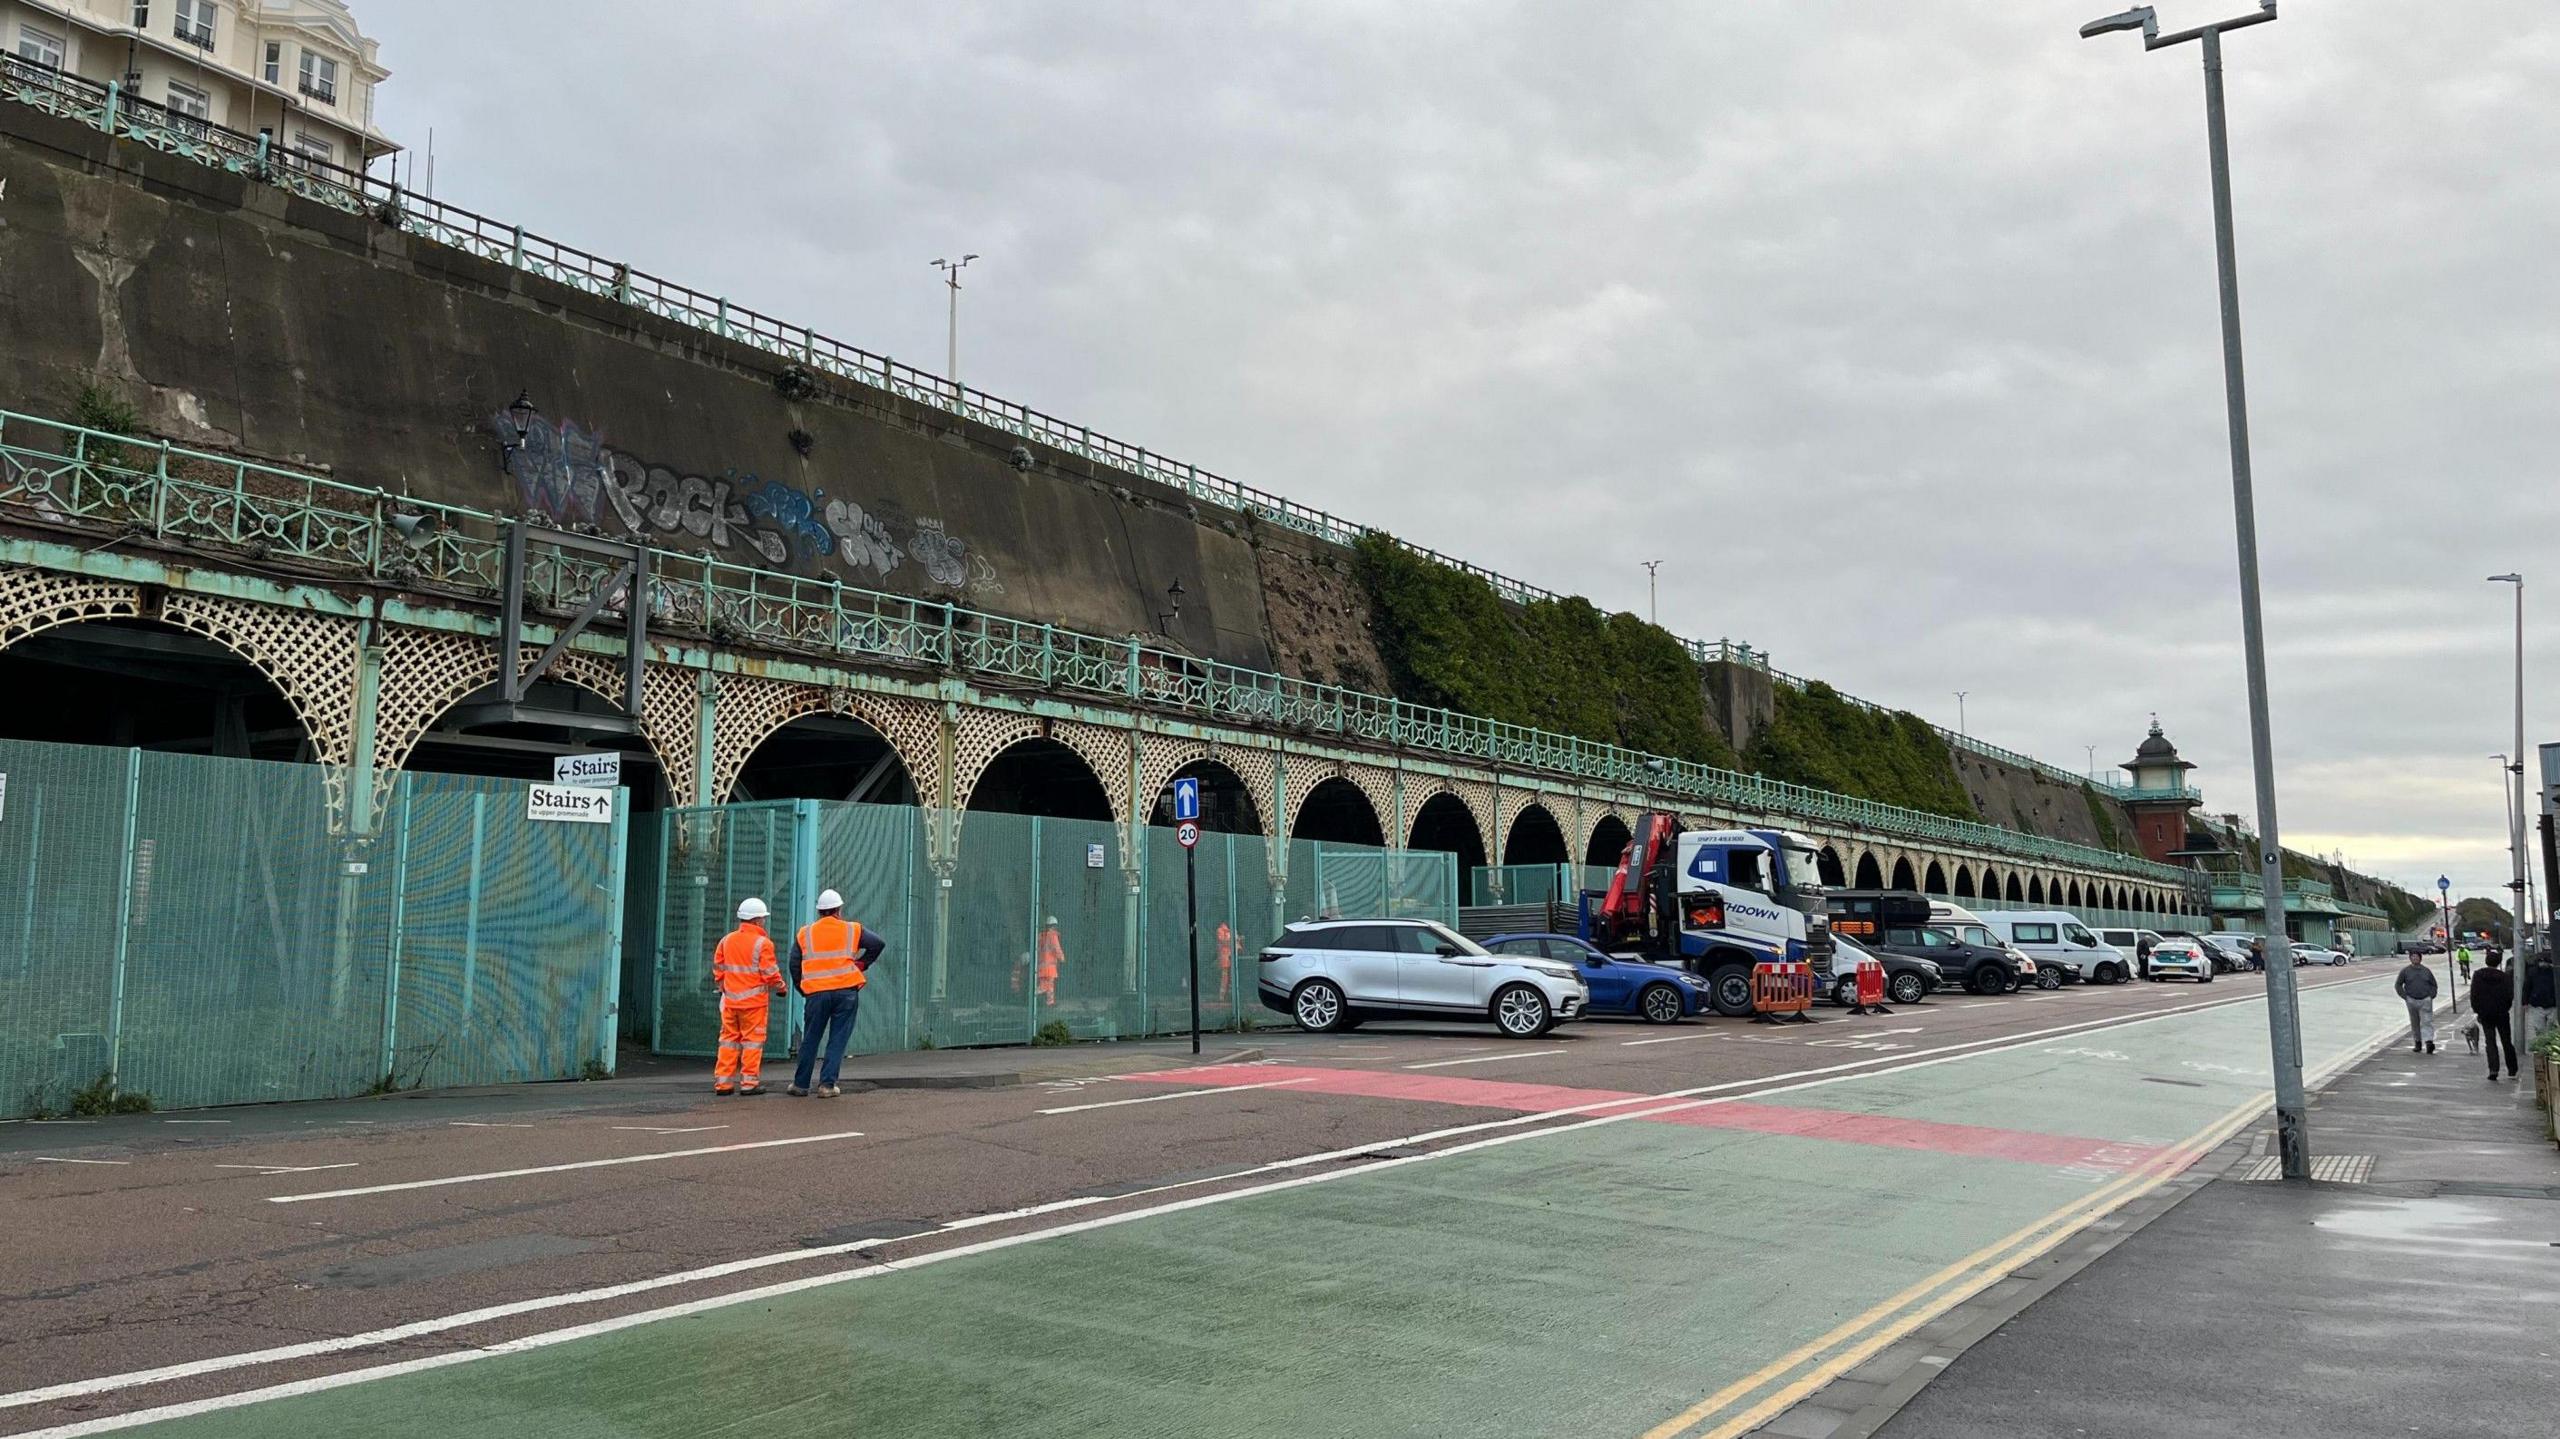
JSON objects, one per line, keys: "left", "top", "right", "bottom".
{"left": 298, "top": 81, "right": 336, "bottom": 105}
{"left": 175, "top": 27, "right": 215, "bottom": 51}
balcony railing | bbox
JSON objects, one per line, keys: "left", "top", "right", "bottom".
{"left": 297, "top": 80, "right": 335, "bottom": 105}
{"left": 0, "top": 405, "right": 2199, "bottom": 885}
{"left": 0, "top": 63, "right": 2185, "bottom": 822}
{"left": 175, "top": 26, "right": 214, "bottom": 51}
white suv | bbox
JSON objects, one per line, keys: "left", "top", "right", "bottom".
{"left": 1257, "top": 919, "right": 1589, "bottom": 1037}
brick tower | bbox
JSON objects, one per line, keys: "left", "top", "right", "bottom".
{"left": 2120, "top": 718, "right": 2203, "bottom": 865}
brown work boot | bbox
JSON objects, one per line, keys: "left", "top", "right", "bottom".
{"left": 737, "top": 1084, "right": 768, "bottom": 1097}
{"left": 712, "top": 1085, "right": 735, "bottom": 1096}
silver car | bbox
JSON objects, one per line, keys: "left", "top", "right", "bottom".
{"left": 1257, "top": 919, "right": 1589, "bottom": 1037}
{"left": 2145, "top": 938, "right": 2216, "bottom": 983}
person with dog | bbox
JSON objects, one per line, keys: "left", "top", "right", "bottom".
{"left": 2468, "top": 950, "right": 2517, "bottom": 1081}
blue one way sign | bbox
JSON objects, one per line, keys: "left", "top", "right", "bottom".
{"left": 1172, "top": 776, "right": 1201, "bottom": 822}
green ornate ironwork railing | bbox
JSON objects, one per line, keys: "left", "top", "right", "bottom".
{"left": 0, "top": 408, "right": 2201, "bottom": 883}
{"left": 0, "top": 66, "right": 2172, "bottom": 811}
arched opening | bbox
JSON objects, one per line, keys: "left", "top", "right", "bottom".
{"left": 2065, "top": 880, "right": 2084, "bottom": 909}
{"left": 730, "top": 715, "right": 915, "bottom": 805}
{"left": 1923, "top": 861, "right": 1948, "bottom": 895}
{"left": 1817, "top": 846, "right": 1847, "bottom": 886}
{"left": 967, "top": 738, "right": 1114, "bottom": 822}
{"left": 1145, "top": 759, "right": 1262, "bottom": 836}
{"left": 1585, "top": 813, "right": 1634, "bottom": 869}
{"left": 2006, "top": 873, "right": 2025, "bottom": 902}
{"left": 2028, "top": 876, "right": 2047, "bottom": 904}
{"left": 399, "top": 670, "right": 668, "bottom": 810}
{"left": 1501, "top": 803, "right": 1571, "bottom": 866}
{"left": 1291, "top": 776, "right": 1385, "bottom": 846}
{"left": 1979, "top": 866, "right": 2002, "bottom": 901}
{"left": 1407, "top": 793, "right": 1489, "bottom": 906}
{"left": 1953, "top": 866, "right": 1976, "bottom": 899}
{"left": 0, "top": 619, "right": 308, "bottom": 760}
{"left": 1854, "top": 852, "right": 1884, "bottom": 889}
{"left": 1891, "top": 857, "right": 1918, "bottom": 891}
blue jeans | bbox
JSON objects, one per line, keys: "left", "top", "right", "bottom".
{"left": 793, "top": 988, "right": 862, "bottom": 1090}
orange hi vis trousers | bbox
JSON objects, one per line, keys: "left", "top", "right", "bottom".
{"left": 714, "top": 1000, "right": 771, "bottom": 1091}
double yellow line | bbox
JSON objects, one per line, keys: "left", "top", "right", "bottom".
{"left": 1640, "top": 1017, "right": 2405, "bottom": 1439}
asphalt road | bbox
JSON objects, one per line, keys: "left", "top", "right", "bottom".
{"left": 0, "top": 965, "right": 2408, "bottom": 1437}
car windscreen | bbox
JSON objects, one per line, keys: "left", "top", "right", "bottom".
{"left": 1422, "top": 924, "right": 1491, "bottom": 956}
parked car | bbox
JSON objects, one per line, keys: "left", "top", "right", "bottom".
{"left": 1481, "top": 932, "right": 1709, "bottom": 1023}
{"left": 1868, "top": 922, "right": 2015, "bottom": 996}
{"left": 2099, "top": 927, "right": 2168, "bottom": 978}
{"left": 1826, "top": 933, "right": 1941, "bottom": 1006}
{"left": 1982, "top": 911, "right": 2135, "bottom": 984}
{"left": 2164, "top": 930, "right": 2239, "bottom": 974}
{"left": 2144, "top": 936, "right": 2215, "bottom": 983}
{"left": 2198, "top": 933, "right": 2260, "bottom": 971}
{"left": 1258, "top": 919, "right": 1589, "bottom": 1037}
{"left": 1933, "top": 921, "right": 2050, "bottom": 989}
{"left": 2295, "top": 946, "right": 2351, "bottom": 967}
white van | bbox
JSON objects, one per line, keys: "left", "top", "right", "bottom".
{"left": 1983, "top": 911, "right": 2135, "bottom": 985}
{"left": 2098, "top": 927, "right": 2167, "bottom": 977}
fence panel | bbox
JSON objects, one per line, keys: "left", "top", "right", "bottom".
{"left": 0, "top": 742, "right": 161, "bottom": 1114}
{"left": 653, "top": 801, "right": 803, "bottom": 1058}
{"left": 812, "top": 801, "right": 925, "bottom": 1056}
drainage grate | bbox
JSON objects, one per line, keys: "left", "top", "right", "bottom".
{"left": 2238, "top": 1154, "right": 2374, "bottom": 1183}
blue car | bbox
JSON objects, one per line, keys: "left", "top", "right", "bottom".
{"left": 1481, "top": 933, "right": 1710, "bottom": 1023}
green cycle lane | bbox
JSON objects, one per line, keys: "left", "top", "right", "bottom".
{"left": 70, "top": 974, "right": 2409, "bottom": 1439}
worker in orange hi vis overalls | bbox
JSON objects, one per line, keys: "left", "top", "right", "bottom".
{"left": 710, "top": 897, "right": 785, "bottom": 1096}
{"left": 1215, "top": 921, "right": 1234, "bottom": 1008}
{"left": 1037, "top": 916, "right": 1065, "bottom": 1005}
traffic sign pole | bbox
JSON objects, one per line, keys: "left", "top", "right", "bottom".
{"left": 1172, "top": 781, "right": 1205, "bottom": 1056}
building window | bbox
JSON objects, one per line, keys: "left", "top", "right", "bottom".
{"left": 298, "top": 51, "right": 337, "bottom": 105}
{"left": 291, "top": 130, "right": 333, "bottom": 169}
{"left": 262, "top": 40, "right": 280, "bottom": 84}
{"left": 133, "top": 3, "right": 152, "bottom": 28}
{"left": 13, "top": 24, "right": 68, "bottom": 72}
{"left": 165, "top": 79, "right": 211, "bottom": 132}
{"left": 173, "top": 0, "right": 215, "bottom": 50}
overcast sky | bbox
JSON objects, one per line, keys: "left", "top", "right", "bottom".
{"left": 365, "top": 1, "right": 2560, "bottom": 902}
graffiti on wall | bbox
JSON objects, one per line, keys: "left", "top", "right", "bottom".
{"left": 500, "top": 411, "right": 1000, "bottom": 595}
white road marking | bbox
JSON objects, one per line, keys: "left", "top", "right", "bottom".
{"left": 1037, "top": 1077, "right": 1316, "bottom": 1115}
{"left": 445, "top": 1121, "right": 533, "bottom": 1129}
{"left": 161, "top": 1120, "right": 231, "bottom": 1125}
{"left": 10, "top": 974, "right": 2390, "bottom": 1424}
{"left": 265, "top": 1131, "right": 866, "bottom": 1204}
{"left": 610, "top": 1125, "right": 728, "bottom": 1136}
{"left": 215, "top": 1163, "right": 358, "bottom": 1177}
{"left": 1401, "top": 1048, "right": 1568, "bottom": 1070}
{"left": 30, "top": 1158, "right": 128, "bottom": 1166}
{"left": 1955, "top": 1001, "right": 2003, "bottom": 1009}
{"left": 1620, "top": 1034, "right": 1705, "bottom": 1047}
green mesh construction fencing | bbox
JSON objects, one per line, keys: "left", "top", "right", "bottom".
{"left": 646, "top": 800, "right": 1457, "bottom": 1057}
{"left": 1468, "top": 863, "right": 1615, "bottom": 906}
{"left": 0, "top": 738, "right": 629, "bottom": 1118}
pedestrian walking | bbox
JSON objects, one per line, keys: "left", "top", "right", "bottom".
{"left": 787, "top": 888, "right": 886, "bottom": 1098}
{"left": 1215, "top": 920, "right": 1235, "bottom": 1009}
{"left": 711, "top": 897, "right": 785, "bottom": 1096}
{"left": 2395, "top": 952, "right": 2440, "bottom": 1055}
{"left": 1037, "top": 916, "right": 1065, "bottom": 1005}
{"left": 2248, "top": 937, "right": 2266, "bottom": 973}
{"left": 2468, "top": 951, "right": 2517, "bottom": 1081}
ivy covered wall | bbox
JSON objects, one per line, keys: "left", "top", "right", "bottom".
{"left": 1743, "top": 681, "right": 1980, "bottom": 821}
{"left": 1352, "top": 535, "right": 1738, "bottom": 768}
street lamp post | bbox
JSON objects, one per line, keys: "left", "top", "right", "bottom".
{"left": 931, "top": 254, "right": 980, "bottom": 388}
{"left": 1953, "top": 691, "right": 1968, "bottom": 736}
{"left": 2081, "top": 1, "right": 2308, "bottom": 1179}
{"left": 2490, "top": 574, "right": 2527, "bottom": 968}
{"left": 1642, "top": 560, "right": 1662, "bottom": 626}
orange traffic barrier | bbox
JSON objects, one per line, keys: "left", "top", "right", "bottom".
{"left": 1750, "top": 960, "right": 1816, "bottom": 1024}
{"left": 1845, "top": 955, "right": 1893, "bottom": 1015}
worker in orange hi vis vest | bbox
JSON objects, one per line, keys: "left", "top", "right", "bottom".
{"left": 786, "top": 888, "right": 886, "bottom": 1098}
{"left": 1216, "top": 921, "right": 1234, "bottom": 1008}
{"left": 709, "top": 897, "right": 785, "bottom": 1096}
{"left": 1037, "top": 916, "right": 1065, "bottom": 1004}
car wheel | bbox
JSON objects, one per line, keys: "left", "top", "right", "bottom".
{"left": 1291, "top": 979, "right": 1349, "bottom": 1034}
{"left": 2097, "top": 963, "right": 2122, "bottom": 985}
{"left": 1639, "top": 984, "right": 1685, "bottom": 1024}
{"left": 2036, "top": 969, "right": 2062, "bottom": 991}
{"left": 2200, "top": 968, "right": 2214, "bottom": 984}
{"left": 1492, "top": 983, "right": 1554, "bottom": 1038}
{"left": 1970, "top": 965, "right": 2009, "bottom": 996}
{"left": 1890, "top": 972, "right": 1927, "bottom": 1005}
{"left": 1707, "top": 965, "right": 1755, "bottom": 1017}
{"left": 1832, "top": 977, "right": 1856, "bottom": 1008}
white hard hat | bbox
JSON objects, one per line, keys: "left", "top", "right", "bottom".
{"left": 736, "top": 897, "right": 769, "bottom": 921}
{"left": 817, "top": 889, "right": 844, "bottom": 911}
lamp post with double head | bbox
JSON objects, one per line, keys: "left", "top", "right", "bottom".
{"left": 2080, "top": 1, "right": 2309, "bottom": 1178}
{"left": 2490, "top": 574, "right": 2526, "bottom": 961}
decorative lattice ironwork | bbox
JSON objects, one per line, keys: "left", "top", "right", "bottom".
{"left": 368, "top": 626, "right": 504, "bottom": 820}
{"left": 159, "top": 592, "right": 361, "bottom": 820}
{"left": 0, "top": 570, "right": 142, "bottom": 652}
{"left": 1046, "top": 718, "right": 1135, "bottom": 834}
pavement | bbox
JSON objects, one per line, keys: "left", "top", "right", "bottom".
{"left": 1781, "top": 1003, "right": 2559, "bottom": 1439}
{"left": 0, "top": 965, "right": 2442, "bottom": 1437}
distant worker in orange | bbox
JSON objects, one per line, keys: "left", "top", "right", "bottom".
{"left": 710, "top": 897, "right": 785, "bottom": 1096}
{"left": 1037, "top": 916, "right": 1065, "bottom": 1005}
{"left": 787, "top": 888, "right": 885, "bottom": 1098}
{"left": 1215, "top": 921, "right": 1234, "bottom": 1009}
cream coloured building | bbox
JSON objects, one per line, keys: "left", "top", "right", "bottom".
{"left": 2, "top": 0, "right": 393, "bottom": 172}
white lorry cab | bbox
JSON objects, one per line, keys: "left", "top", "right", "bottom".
{"left": 1982, "top": 911, "right": 2136, "bottom": 985}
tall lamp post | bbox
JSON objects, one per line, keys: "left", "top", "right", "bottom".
{"left": 1642, "top": 560, "right": 1663, "bottom": 626}
{"left": 931, "top": 253, "right": 980, "bottom": 388}
{"left": 2490, "top": 574, "right": 2527, "bottom": 965}
{"left": 2081, "top": 1, "right": 2308, "bottom": 1178}
{"left": 1953, "top": 691, "right": 1968, "bottom": 737}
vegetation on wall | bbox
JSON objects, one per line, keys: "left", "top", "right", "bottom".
{"left": 1352, "top": 535, "right": 1737, "bottom": 768}
{"left": 2453, "top": 896, "right": 2514, "bottom": 934}
{"left": 2083, "top": 787, "right": 2131, "bottom": 853}
{"left": 1743, "top": 681, "right": 1980, "bottom": 821}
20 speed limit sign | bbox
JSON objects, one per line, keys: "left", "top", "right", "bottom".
{"left": 1176, "top": 820, "right": 1201, "bottom": 849}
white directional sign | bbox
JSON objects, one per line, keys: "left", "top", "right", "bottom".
{"left": 1175, "top": 820, "right": 1201, "bottom": 850}
{"left": 527, "top": 783, "right": 616, "bottom": 824}
{"left": 553, "top": 752, "right": 622, "bottom": 789}
{"left": 1172, "top": 776, "right": 1201, "bottom": 823}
